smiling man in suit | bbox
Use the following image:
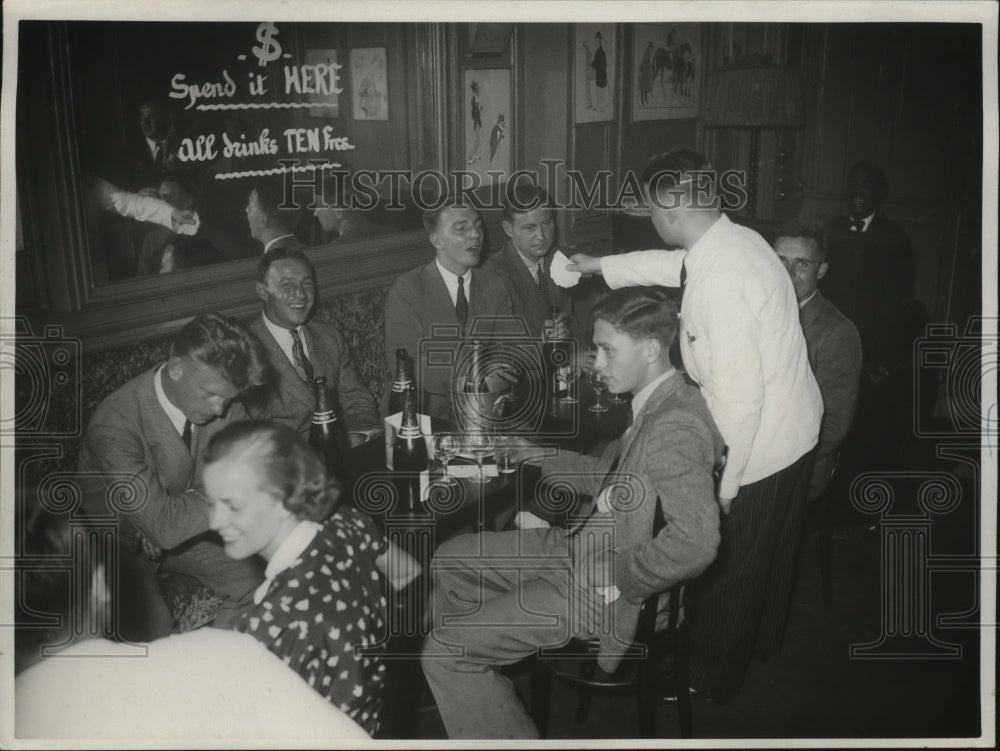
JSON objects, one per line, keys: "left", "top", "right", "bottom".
{"left": 421, "top": 287, "right": 724, "bottom": 738}
{"left": 248, "top": 248, "right": 381, "bottom": 445}
{"left": 384, "top": 200, "right": 516, "bottom": 420}
{"left": 78, "top": 314, "right": 268, "bottom": 641}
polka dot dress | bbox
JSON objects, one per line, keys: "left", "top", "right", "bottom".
{"left": 239, "top": 507, "right": 388, "bottom": 736}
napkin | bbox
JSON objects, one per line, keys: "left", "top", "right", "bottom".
{"left": 549, "top": 249, "right": 582, "bottom": 289}
{"left": 175, "top": 212, "right": 201, "bottom": 236}
{"left": 447, "top": 463, "right": 499, "bottom": 480}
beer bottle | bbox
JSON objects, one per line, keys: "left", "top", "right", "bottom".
{"left": 309, "top": 376, "right": 346, "bottom": 483}
{"left": 388, "top": 348, "right": 413, "bottom": 415}
{"left": 463, "top": 340, "right": 488, "bottom": 394}
{"left": 392, "top": 387, "right": 429, "bottom": 514}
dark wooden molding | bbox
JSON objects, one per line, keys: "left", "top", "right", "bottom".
{"left": 30, "top": 231, "right": 433, "bottom": 353}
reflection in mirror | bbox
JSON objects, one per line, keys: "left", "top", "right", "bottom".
{"left": 64, "top": 21, "right": 420, "bottom": 286}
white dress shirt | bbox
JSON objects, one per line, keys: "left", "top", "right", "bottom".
{"left": 94, "top": 177, "right": 175, "bottom": 230}
{"left": 153, "top": 364, "right": 187, "bottom": 437}
{"left": 601, "top": 214, "right": 822, "bottom": 499}
{"left": 261, "top": 312, "right": 312, "bottom": 365}
{"left": 852, "top": 213, "right": 875, "bottom": 232}
{"left": 263, "top": 234, "right": 297, "bottom": 253}
{"left": 435, "top": 259, "right": 473, "bottom": 307}
{"left": 516, "top": 251, "right": 541, "bottom": 282}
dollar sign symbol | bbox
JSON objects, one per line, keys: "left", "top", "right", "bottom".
{"left": 252, "top": 22, "right": 282, "bottom": 67}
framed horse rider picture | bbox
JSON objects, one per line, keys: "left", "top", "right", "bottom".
{"left": 631, "top": 23, "right": 701, "bottom": 121}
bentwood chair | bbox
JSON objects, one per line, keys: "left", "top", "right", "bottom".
{"left": 528, "top": 447, "right": 727, "bottom": 739}
{"left": 528, "top": 503, "right": 694, "bottom": 739}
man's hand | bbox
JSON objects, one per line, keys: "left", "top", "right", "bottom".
{"left": 171, "top": 209, "right": 196, "bottom": 232}
{"left": 579, "top": 548, "right": 617, "bottom": 589}
{"left": 138, "top": 186, "right": 161, "bottom": 199}
{"left": 566, "top": 253, "right": 603, "bottom": 276}
{"left": 578, "top": 350, "right": 597, "bottom": 373}
{"left": 375, "top": 542, "right": 422, "bottom": 591}
{"left": 133, "top": 531, "right": 163, "bottom": 562}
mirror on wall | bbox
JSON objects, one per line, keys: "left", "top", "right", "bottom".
{"left": 25, "top": 21, "right": 427, "bottom": 287}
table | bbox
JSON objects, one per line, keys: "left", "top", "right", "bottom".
{"left": 346, "top": 375, "right": 631, "bottom": 738}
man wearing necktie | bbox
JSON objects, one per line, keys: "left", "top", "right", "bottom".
{"left": 78, "top": 314, "right": 269, "bottom": 641}
{"left": 483, "top": 184, "right": 583, "bottom": 343}
{"left": 384, "top": 200, "right": 516, "bottom": 420}
{"left": 422, "top": 287, "right": 724, "bottom": 738}
{"left": 247, "top": 247, "right": 381, "bottom": 445}
{"left": 567, "top": 148, "right": 822, "bottom": 702}
{"left": 822, "top": 161, "right": 922, "bottom": 476}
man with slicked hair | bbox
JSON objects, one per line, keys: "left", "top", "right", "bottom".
{"left": 569, "top": 148, "right": 822, "bottom": 701}
{"left": 79, "top": 313, "right": 269, "bottom": 640}
{"left": 422, "top": 287, "right": 724, "bottom": 738}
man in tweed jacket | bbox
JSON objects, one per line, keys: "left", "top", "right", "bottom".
{"left": 421, "top": 287, "right": 724, "bottom": 738}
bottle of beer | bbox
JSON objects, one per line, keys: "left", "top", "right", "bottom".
{"left": 544, "top": 306, "right": 569, "bottom": 401}
{"left": 392, "top": 387, "right": 429, "bottom": 514}
{"left": 388, "top": 348, "right": 413, "bottom": 415}
{"left": 463, "top": 341, "right": 488, "bottom": 394}
{"left": 309, "top": 376, "right": 346, "bottom": 483}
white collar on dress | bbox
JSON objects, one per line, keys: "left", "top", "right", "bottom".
{"left": 253, "top": 520, "right": 322, "bottom": 604}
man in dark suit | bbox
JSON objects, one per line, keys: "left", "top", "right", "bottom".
{"left": 247, "top": 180, "right": 306, "bottom": 254}
{"left": 78, "top": 314, "right": 269, "bottom": 641}
{"left": 384, "top": 201, "right": 516, "bottom": 420}
{"left": 422, "top": 287, "right": 724, "bottom": 738}
{"left": 823, "top": 161, "right": 921, "bottom": 471}
{"left": 248, "top": 247, "right": 381, "bottom": 444}
{"left": 483, "top": 184, "right": 582, "bottom": 342}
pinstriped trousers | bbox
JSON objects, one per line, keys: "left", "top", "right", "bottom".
{"left": 688, "top": 449, "right": 814, "bottom": 698}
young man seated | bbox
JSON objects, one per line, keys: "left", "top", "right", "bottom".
{"left": 421, "top": 286, "right": 725, "bottom": 738}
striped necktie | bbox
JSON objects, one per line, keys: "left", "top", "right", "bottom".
{"left": 290, "top": 328, "right": 316, "bottom": 386}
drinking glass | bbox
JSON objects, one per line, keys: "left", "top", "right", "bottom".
{"left": 464, "top": 432, "right": 495, "bottom": 485}
{"left": 433, "top": 433, "right": 459, "bottom": 486}
{"left": 558, "top": 355, "right": 580, "bottom": 404}
{"left": 608, "top": 389, "right": 628, "bottom": 405}
{"left": 494, "top": 435, "right": 516, "bottom": 474}
{"left": 587, "top": 370, "right": 608, "bottom": 413}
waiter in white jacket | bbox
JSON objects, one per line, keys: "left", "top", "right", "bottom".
{"left": 569, "top": 148, "right": 823, "bottom": 701}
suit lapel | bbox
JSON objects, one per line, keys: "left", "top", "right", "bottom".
{"left": 253, "top": 314, "right": 314, "bottom": 403}
{"left": 139, "top": 367, "right": 195, "bottom": 490}
{"left": 616, "top": 372, "right": 686, "bottom": 472}
{"left": 422, "top": 261, "right": 460, "bottom": 330}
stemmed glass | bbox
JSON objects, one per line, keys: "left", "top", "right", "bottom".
{"left": 558, "top": 354, "right": 580, "bottom": 404}
{"left": 433, "top": 433, "right": 459, "bottom": 486}
{"left": 607, "top": 389, "right": 628, "bottom": 405}
{"left": 587, "top": 370, "right": 608, "bottom": 413}
{"left": 463, "top": 432, "right": 495, "bottom": 485}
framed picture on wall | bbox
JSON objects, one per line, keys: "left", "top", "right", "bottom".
{"left": 350, "top": 47, "right": 389, "bottom": 121}
{"left": 462, "top": 68, "right": 510, "bottom": 185}
{"left": 574, "top": 24, "right": 616, "bottom": 124}
{"left": 631, "top": 23, "right": 701, "bottom": 121}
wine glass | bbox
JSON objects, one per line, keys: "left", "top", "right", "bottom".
{"left": 433, "top": 433, "right": 459, "bottom": 486}
{"left": 587, "top": 370, "right": 608, "bottom": 413}
{"left": 607, "top": 388, "right": 628, "bottom": 405}
{"left": 463, "top": 432, "right": 495, "bottom": 485}
{"left": 558, "top": 354, "right": 580, "bottom": 404}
